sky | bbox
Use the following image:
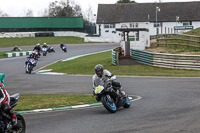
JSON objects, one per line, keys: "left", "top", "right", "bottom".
{"left": 0, "top": 0, "right": 200, "bottom": 17}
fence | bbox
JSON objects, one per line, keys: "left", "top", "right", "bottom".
{"left": 112, "top": 47, "right": 121, "bottom": 66}
{"left": 156, "top": 34, "right": 200, "bottom": 49}
{"left": 131, "top": 49, "right": 200, "bottom": 70}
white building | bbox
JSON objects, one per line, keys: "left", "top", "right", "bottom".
{"left": 95, "top": 2, "right": 200, "bottom": 43}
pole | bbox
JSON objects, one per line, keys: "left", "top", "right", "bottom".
{"left": 156, "top": 7, "right": 158, "bottom": 37}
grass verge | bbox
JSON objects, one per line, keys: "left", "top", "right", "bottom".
{"left": 13, "top": 94, "right": 97, "bottom": 111}
{"left": 45, "top": 51, "right": 200, "bottom": 77}
{"left": 0, "top": 36, "right": 85, "bottom": 48}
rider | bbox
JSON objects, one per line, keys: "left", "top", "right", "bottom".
{"left": 25, "top": 51, "right": 38, "bottom": 66}
{"left": 0, "top": 74, "right": 17, "bottom": 128}
{"left": 92, "top": 64, "right": 126, "bottom": 98}
{"left": 33, "top": 43, "right": 42, "bottom": 56}
{"left": 42, "top": 43, "right": 48, "bottom": 48}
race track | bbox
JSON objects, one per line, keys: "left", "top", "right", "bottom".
{"left": 1, "top": 43, "right": 200, "bottom": 133}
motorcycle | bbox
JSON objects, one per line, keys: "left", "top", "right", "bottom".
{"left": 0, "top": 93, "right": 26, "bottom": 133}
{"left": 94, "top": 78, "right": 130, "bottom": 113}
{"left": 11, "top": 46, "right": 22, "bottom": 51}
{"left": 61, "top": 45, "right": 67, "bottom": 53}
{"left": 42, "top": 47, "right": 47, "bottom": 56}
{"left": 47, "top": 46, "right": 55, "bottom": 53}
{"left": 25, "top": 58, "right": 37, "bottom": 74}
{"left": 0, "top": 74, "right": 26, "bottom": 133}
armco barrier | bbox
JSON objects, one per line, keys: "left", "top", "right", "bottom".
{"left": 112, "top": 50, "right": 117, "bottom": 66}
{"left": 131, "top": 49, "right": 200, "bottom": 70}
{"left": 5, "top": 51, "right": 32, "bottom": 58}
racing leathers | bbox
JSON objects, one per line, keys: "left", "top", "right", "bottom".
{"left": 0, "top": 82, "right": 16, "bottom": 126}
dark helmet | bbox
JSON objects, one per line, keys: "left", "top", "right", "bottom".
{"left": 95, "top": 64, "right": 104, "bottom": 77}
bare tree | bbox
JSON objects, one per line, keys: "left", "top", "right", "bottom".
{"left": 21, "top": 9, "right": 34, "bottom": 17}
{"left": 84, "top": 6, "right": 94, "bottom": 23}
{"left": 0, "top": 10, "right": 9, "bottom": 17}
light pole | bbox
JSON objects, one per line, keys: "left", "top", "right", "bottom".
{"left": 156, "top": 6, "right": 160, "bottom": 36}
{"left": 175, "top": 16, "right": 179, "bottom": 33}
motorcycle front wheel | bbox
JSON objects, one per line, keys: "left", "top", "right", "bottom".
{"left": 101, "top": 94, "right": 117, "bottom": 113}
{"left": 13, "top": 114, "right": 26, "bottom": 133}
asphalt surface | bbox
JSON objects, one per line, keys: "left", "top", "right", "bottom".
{"left": 1, "top": 43, "right": 200, "bottom": 133}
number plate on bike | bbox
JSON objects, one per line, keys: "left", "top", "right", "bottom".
{"left": 95, "top": 85, "right": 104, "bottom": 94}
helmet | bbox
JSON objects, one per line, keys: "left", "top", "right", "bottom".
{"left": 36, "top": 43, "right": 40, "bottom": 46}
{"left": 95, "top": 64, "right": 104, "bottom": 77}
{"left": 43, "top": 43, "right": 47, "bottom": 45}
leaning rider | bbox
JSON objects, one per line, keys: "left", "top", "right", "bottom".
{"left": 92, "top": 64, "right": 126, "bottom": 100}
{"left": 0, "top": 73, "right": 17, "bottom": 128}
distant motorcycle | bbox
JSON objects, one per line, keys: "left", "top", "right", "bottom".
{"left": 60, "top": 44, "right": 67, "bottom": 52}
{"left": 42, "top": 47, "right": 47, "bottom": 56}
{"left": 94, "top": 78, "right": 130, "bottom": 113}
{"left": 0, "top": 93, "right": 26, "bottom": 133}
{"left": 47, "top": 46, "right": 55, "bottom": 53}
{"left": 25, "top": 58, "right": 37, "bottom": 74}
{"left": 11, "top": 46, "right": 22, "bottom": 51}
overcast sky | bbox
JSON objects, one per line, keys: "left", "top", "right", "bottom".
{"left": 0, "top": 0, "right": 200, "bottom": 17}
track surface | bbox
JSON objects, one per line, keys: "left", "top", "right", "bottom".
{"left": 1, "top": 44, "right": 200, "bottom": 133}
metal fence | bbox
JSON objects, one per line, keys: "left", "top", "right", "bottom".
{"left": 131, "top": 49, "right": 200, "bottom": 70}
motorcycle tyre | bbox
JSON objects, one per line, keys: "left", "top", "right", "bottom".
{"left": 13, "top": 114, "right": 26, "bottom": 133}
{"left": 101, "top": 94, "right": 117, "bottom": 113}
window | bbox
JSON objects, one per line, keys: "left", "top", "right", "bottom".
{"left": 129, "top": 23, "right": 134, "bottom": 28}
{"left": 183, "top": 22, "right": 190, "bottom": 26}
{"left": 104, "top": 24, "right": 109, "bottom": 28}
{"left": 135, "top": 23, "right": 139, "bottom": 28}
{"left": 154, "top": 23, "right": 161, "bottom": 27}
{"left": 110, "top": 24, "right": 115, "bottom": 28}
{"left": 104, "top": 24, "right": 115, "bottom": 28}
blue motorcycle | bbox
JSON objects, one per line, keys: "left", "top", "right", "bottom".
{"left": 25, "top": 58, "right": 37, "bottom": 74}
{"left": 94, "top": 78, "right": 130, "bottom": 113}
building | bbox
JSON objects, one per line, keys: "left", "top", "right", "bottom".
{"left": 96, "top": 2, "right": 200, "bottom": 43}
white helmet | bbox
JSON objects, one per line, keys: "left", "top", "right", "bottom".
{"left": 36, "top": 43, "right": 40, "bottom": 46}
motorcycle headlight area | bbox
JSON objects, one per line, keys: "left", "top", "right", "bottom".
{"left": 95, "top": 85, "right": 104, "bottom": 94}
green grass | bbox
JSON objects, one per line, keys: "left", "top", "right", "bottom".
{"left": 46, "top": 51, "right": 200, "bottom": 77}
{"left": 185, "top": 27, "right": 200, "bottom": 36}
{"left": 0, "top": 36, "right": 84, "bottom": 48}
{"left": 13, "top": 94, "right": 97, "bottom": 111}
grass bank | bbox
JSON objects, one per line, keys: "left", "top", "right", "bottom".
{"left": 0, "top": 36, "right": 84, "bottom": 48}
{"left": 13, "top": 94, "right": 96, "bottom": 111}
{"left": 46, "top": 51, "right": 200, "bottom": 77}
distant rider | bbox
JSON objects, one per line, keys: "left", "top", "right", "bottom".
{"left": 33, "top": 43, "right": 42, "bottom": 56}
{"left": 92, "top": 64, "right": 126, "bottom": 99}
{"left": 0, "top": 74, "right": 17, "bottom": 128}
{"left": 42, "top": 43, "right": 48, "bottom": 48}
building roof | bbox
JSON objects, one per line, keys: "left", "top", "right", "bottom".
{"left": 97, "top": 2, "right": 200, "bottom": 24}
{"left": 0, "top": 17, "right": 83, "bottom": 28}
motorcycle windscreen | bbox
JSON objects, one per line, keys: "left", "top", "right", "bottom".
{"left": 94, "top": 78, "right": 102, "bottom": 87}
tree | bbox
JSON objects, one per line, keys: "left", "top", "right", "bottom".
{"left": 84, "top": 6, "right": 94, "bottom": 23}
{"left": 43, "top": 0, "right": 82, "bottom": 17}
{"left": 22, "top": 9, "right": 34, "bottom": 17}
{"left": 117, "top": 0, "right": 136, "bottom": 3}
{"left": 0, "top": 10, "right": 9, "bottom": 17}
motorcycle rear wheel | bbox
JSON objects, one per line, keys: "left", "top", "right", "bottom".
{"left": 101, "top": 94, "right": 117, "bottom": 113}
